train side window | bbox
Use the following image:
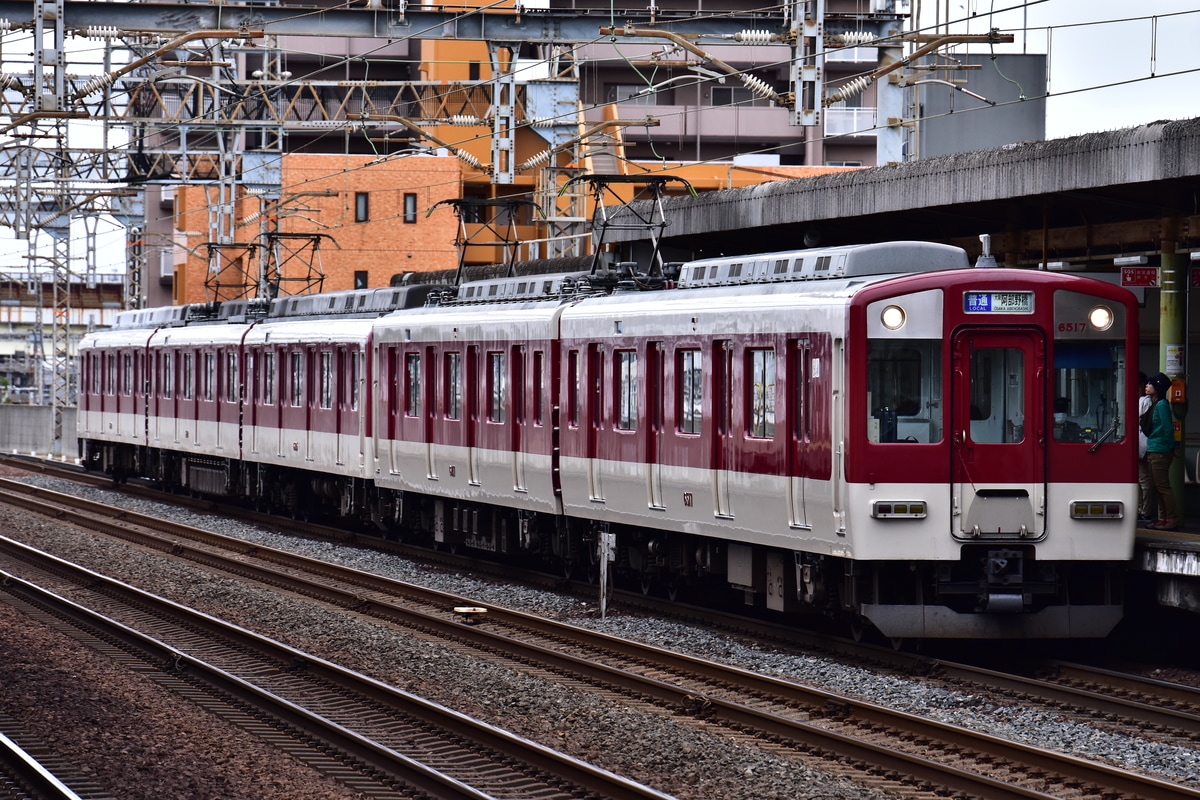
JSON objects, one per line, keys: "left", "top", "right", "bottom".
{"left": 162, "top": 352, "right": 172, "bottom": 399}
{"left": 568, "top": 349, "right": 581, "bottom": 427}
{"left": 203, "top": 353, "right": 215, "bottom": 401}
{"left": 123, "top": 353, "right": 133, "bottom": 396}
{"left": 227, "top": 352, "right": 238, "bottom": 402}
{"left": 348, "top": 350, "right": 360, "bottom": 411}
{"left": 487, "top": 351, "right": 506, "bottom": 423}
{"left": 319, "top": 351, "right": 333, "bottom": 409}
{"left": 405, "top": 352, "right": 421, "bottom": 417}
{"left": 866, "top": 340, "right": 941, "bottom": 443}
{"left": 106, "top": 352, "right": 115, "bottom": 396}
{"left": 677, "top": 349, "right": 703, "bottom": 434}
{"left": 533, "top": 351, "right": 545, "bottom": 426}
{"left": 264, "top": 352, "right": 275, "bottom": 405}
{"left": 747, "top": 348, "right": 775, "bottom": 438}
{"left": 445, "top": 351, "right": 462, "bottom": 419}
{"left": 615, "top": 350, "right": 638, "bottom": 430}
{"left": 183, "top": 353, "right": 194, "bottom": 400}
{"left": 290, "top": 351, "right": 303, "bottom": 406}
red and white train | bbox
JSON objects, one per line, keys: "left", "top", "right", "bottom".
{"left": 77, "top": 241, "right": 1139, "bottom": 639}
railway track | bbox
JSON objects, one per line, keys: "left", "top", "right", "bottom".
{"left": 0, "top": 727, "right": 89, "bottom": 800}
{"left": 2, "top": 474, "right": 1198, "bottom": 800}
{"left": 0, "top": 534, "right": 672, "bottom": 800}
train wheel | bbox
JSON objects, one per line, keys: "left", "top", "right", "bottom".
{"left": 639, "top": 576, "right": 653, "bottom": 596}
{"left": 666, "top": 579, "right": 681, "bottom": 602}
{"left": 850, "top": 617, "right": 868, "bottom": 643}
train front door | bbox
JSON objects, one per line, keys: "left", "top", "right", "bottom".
{"left": 950, "top": 329, "right": 1046, "bottom": 540}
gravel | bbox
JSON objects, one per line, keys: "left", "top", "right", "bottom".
{"left": 3, "top": 469, "right": 1200, "bottom": 799}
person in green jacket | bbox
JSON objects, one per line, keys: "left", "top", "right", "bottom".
{"left": 1143, "top": 372, "right": 1178, "bottom": 530}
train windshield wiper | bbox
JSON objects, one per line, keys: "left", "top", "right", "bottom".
{"left": 1087, "top": 417, "right": 1121, "bottom": 453}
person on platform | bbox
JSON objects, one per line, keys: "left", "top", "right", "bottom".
{"left": 1143, "top": 372, "right": 1178, "bottom": 531}
{"left": 1137, "top": 372, "right": 1153, "bottom": 524}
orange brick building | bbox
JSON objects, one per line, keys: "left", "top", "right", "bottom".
{"left": 172, "top": 153, "right": 464, "bottom": 306}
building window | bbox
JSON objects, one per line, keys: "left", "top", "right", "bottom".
{"left": 355, "top": 192, "right": 369, "bottom": 222}
{"left": 616, "top": 350, "right": 638, "bottom": 430}
{"left": 354, "top": 270, "right": 368, "bottom": 289}
{"left": 747, "top": 348, "right": 775, "bottom": 438}
{"left": 712, "top": 86, "right": 765, "bottom": 107}
{"left": 487, "top": 351, "right": 506, "bottom": 422}
{"left": 404, "top": 193, "right": 418, "bottom": 224}
{"left": 677, "top": 349, "right": 702, "bottom": 434}
{"left": 609, "top": 84, "right": 662, "bottom": 105}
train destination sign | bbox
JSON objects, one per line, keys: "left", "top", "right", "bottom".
{"left": 964, "top": 291, "right": 1034, "bottom": 314}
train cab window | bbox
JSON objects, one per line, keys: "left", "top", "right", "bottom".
{"left": 867, "top": 340, "right": 941, "bottom": 443}
{"left": 747, "top": 348, "right": 775, "bottom": 438}
{"left": 319, "top": 351, "right": 333, "bottom": 409}
{"left": 226, "top": 353, "right": 238, "bottom": 402}
{"left": 487, "top": 351, "right": 506, "bottom": 422}
{"left": 445, "top": 352, "right": 462, "bottom": 419}
{"left": 264, "top": 352, "right": 276, "bottom": 405}
{"left": 616, "top": 350, "right": 638, "bottom": 430}
{"left": 290, "top": 352, "right": 304, "bottom": 406}
{"left": 1052, "top": 342, "right": 1125, "bottom": 444}
{"left": 677, "top": 349, "right": 703, "bottom": 434}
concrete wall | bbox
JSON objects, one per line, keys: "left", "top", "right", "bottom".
{"left": 0, "top": 405, "right": 78, "bottom": 459}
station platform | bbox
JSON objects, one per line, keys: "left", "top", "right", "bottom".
{"left": 1133, "top": 524, "right": 1200, "bottom": 614}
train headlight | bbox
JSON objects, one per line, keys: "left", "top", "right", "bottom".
{"left": 1088, "top": 305, "right": 1114, "bottom": 331}
{"left": 873, "top": 501, "right": 926, "bottom": 519}
{"left": 1070, "top": 501, "right": 1123, "bottom": 519}
{"left": 880, "top": 305, "right": 906, "bottom": 330}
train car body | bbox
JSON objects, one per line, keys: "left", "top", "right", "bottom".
{"left": 77, "top": 242, "right": 1139, "bottom": 640}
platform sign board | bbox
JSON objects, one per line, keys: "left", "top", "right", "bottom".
{"left": 1121, "top": 266, "right": 1159, "bottom": 287}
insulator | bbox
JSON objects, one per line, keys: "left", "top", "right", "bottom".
{"left": 78, "top": 73, "right": 115, "bottom": 97}
{"left": 453, "top": 149, "right": 484, "bottom": 170}
{"left": 448, "top": 115, "right": 485, "bottom": 126}
{"left": 526, "top": 117, "right": 559, "bottom": 128}
{"left": 241, "top": 211, "right": 263, "bottom": 226}
{"left": 0, "top": 74, "right": 17, "bottom": 90}
{"left": 519, "top": 149, "right": 552, "bottom": 171}
{"left": 830, "top": 31, "right": 877, "bottom": 46}
{"left": 826, "top": 75, "right": 872, "bottom": 104}
{"left": 86, "top": 26, "right": 121, "bottom": 40}
{"left": 734, "top": 30, "right": 776, "bottom": 45}
{"left": 0, "top": 19, "right": 11, "bottom": 32}
{"left": 740, "top": 72, "right": 779, "bottom": 101}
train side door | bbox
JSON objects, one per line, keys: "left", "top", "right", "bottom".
{"left": 587, "top": 343, "right": 605, "bottom": 501}
{"left": 712, "top": 340, "right": 734, "bottom": 518}
{"left": 787, "top": 338, "right": 811, "bottom": 529}
{"left": 951, "top": 329, "right": 1046, "bottom": 539}
{"left": 511, "top": 344, "right": 527, "bottom": 492}
{"left": 646, "top": 341, "right": 665, "bottom": 509}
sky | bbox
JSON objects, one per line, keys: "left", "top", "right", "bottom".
{"left": 4, "top": 0, "right": 1200, "bottom": 275}
{"left": 919, "top": 0, "right": 1200, "bottom": 138}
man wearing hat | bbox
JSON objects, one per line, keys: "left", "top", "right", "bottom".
{"left": 1143, "top": 372, "right": 1178, "bottom": 530}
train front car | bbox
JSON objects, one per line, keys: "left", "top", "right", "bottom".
{"left": 847, "top": 268, "right": 1137, "bottom": 639}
